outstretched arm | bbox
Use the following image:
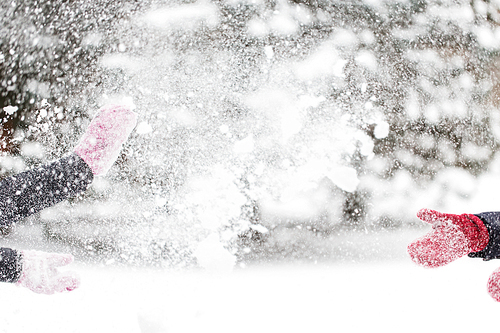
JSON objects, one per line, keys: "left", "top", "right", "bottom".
{"left": 0, "top": 153, "right": 93, "bottom": 228}
{"left": 408, "top": 208, "right": 500, "bottom": 303}
{"left": 407, "top": 208, "right": 489, "bottom": 268}
{"left": 0, "top": 105, "right": 137, "bottom": 294}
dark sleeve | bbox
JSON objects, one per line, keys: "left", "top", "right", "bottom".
{"left": 468, "top": 212, "right": 500, "bottom": 260}
{"left": 0, "top": 247, "right": 22, "bottom": 283}
{"left": 0, "top": 152, "right": 93, "bottom": 227}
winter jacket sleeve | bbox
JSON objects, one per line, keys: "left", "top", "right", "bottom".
{"left": 0, "top": 247, "right": 22, "bottom": 283}
{"left": 0, "top": 152, "right": 93, "bottom": 227}
{"left": 469, "top": 212, "right": 500, "bottom": 260}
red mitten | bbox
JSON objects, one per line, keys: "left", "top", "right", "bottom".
{"left": 487, "top": 268, "right": 500, "bottom": 302}
{"left": 407, "top": 209, "right": 489, "bottom": 268}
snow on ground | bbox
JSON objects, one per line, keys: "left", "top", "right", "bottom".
{"left": 1, "top": 229, "right": 499, "bottom": 333}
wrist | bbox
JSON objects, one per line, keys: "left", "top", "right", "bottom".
{"left": 462, "top": 214, "right": 489, "bottom": 253}
{"left": 469, "top": 212, "right": 500, "bottom": 260}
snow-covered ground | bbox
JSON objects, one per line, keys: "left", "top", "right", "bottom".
{"left": 1, "top": 228, "right": 499, "bottom": 333}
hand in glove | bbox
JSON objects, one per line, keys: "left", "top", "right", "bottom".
{"left": 74, "top": 104, "right": 137, "bottom": 176}
{"left": 16, "top": 250, "right": 80, "bottom": 294}
{"left": 487, "top": 267, "right": 500, "bottom": 302}
{"left": 407, "top": 209, "right": 489, "bottom": 268}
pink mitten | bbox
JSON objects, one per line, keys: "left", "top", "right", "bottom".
{"left": 16, "top": 250, "right": 80, "bottom": 294}
{"left": 74, "top": 104, "right": 137, "bottom": 176}
{"left": 407, "top": 209, "right": 489, "bottom": 268}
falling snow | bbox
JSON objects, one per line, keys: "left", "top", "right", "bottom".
{"left": 2, "top": 0, "right": 500, "bottom": 330}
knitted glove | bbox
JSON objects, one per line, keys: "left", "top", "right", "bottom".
{"left": 74, "top": 104, "right": 137, "bottom": 176}
{"left": 16, "top": 250, "right": 80, "bottom": 294}
{"left": 407, "top": 209, "right": 489, "bottom": 268}
{"left": 488, "top": 268, "right": 500, "bottom": 302}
